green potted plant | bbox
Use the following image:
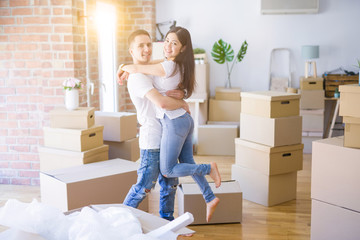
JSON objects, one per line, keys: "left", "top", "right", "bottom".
{"left": 193, "top": 48, "right": 206, "bottom": 64}
{"left": 211, "top": 39, "right": 248, "bottom": 88}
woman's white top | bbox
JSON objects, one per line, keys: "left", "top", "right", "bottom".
{"left": 153, "top": 60, "right": 186, "bottom": 119}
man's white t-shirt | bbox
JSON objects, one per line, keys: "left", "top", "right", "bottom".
{"left": 153, "top": 60, "right": 186, "bottom": 120}
{"left": 127, "top": 73, "right": 162, "bottom": 149}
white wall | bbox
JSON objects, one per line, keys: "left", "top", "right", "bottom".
{"left": 156, "top": 0, "right": 360, "bottom": 95}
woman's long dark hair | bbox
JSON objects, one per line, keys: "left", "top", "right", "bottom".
{"left": 165, "top": 27, "right": 195, "bottom": 98}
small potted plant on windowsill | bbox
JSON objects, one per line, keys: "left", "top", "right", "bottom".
{"left": 193, "top": 48, "right": 206, "bottom": 64}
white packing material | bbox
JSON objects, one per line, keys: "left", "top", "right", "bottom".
{"left": 68, "top": 206, "right": 143, "bottom": 240}
{"left": 147, "top": 212, "right": 194, "bottom": 238}
{"left": 0, "top": 199, "right": 194, "bottom": 240}
{"left": 0, "top": 199, "right": 69, "bottom": 240}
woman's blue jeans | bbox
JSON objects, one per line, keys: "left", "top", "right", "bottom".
{"left": 123, "top": 149, "right": 178, "bottom": 220}
{"left": 160, "top": 113, "right": 216, "bottom": 203}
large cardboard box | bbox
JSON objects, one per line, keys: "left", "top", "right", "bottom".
{"left": 38, "top": 144, "right": 109, "bottom": 171}
{"left": 43, "top": 125, "right": 104, "bottom": 152}
{"left": 231, "top": 164, "right": 297, "bottom": 206}
{"left": 197, "top": 124, "right": 238, "bottom": 156}
{"left": 312, "top": 137, "right": 360, "bottom": 212}
{"left": 95, "top": 111, "right": 137, "bottom": 142}
{"left": 343, "top": 116, "right": 360, "bottom": 148}
{"left": 311, "top": 199, "right": 360, "bottom": 240}
{"left": 190, "top": 63, "right": 209, "bottom": 99}
{"left": 215, "top": 87, "right": 241, "bottom": 101}
{"left": 241, "top": 91, "right": 300, "bottom": 118}
{"left": 300, "top": 76, "right": 323, "bottom": 90}
{"left": 235, "top": 138, "right": 303, "bottom": 175}
{"left": 177, "top": 181, "right": 242, "bottom": 225}
{"left": 299, "top": 89, "right": 324, "bottom": 109}
{"left": 105, "top": 137, "right": 140, "bottom": 161}
{"left": 40, "top": 159, "right": 148, "bottom": 212}
{"left": 339, "top": 84, "right": 360, "bottom": 118}
{"left": 300, "top": 109, "right": 324, "bottom": 132}
{"left": 208, "top": 98, "right": 241, "bottom": 122}
{"left": 240, "top": 113, "right": 302, "bottom": 147}
{"left": 302, "top": 131, "right": 322, "bottom": 154}
{"left": 49, "top": 107, "right": 95, "bottom": 129}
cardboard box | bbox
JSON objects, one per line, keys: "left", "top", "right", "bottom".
{"left": 40, "top": 159, "right": 148, "bottom": 212}
{"left": 302, "top": 131, "right": 323, "bottom": 154}
{"left": 43, "top": 125, "right": 104, "bottom": 152}
{"left": 240, "top": 113, "right": 302, "bottom": 147}
{"left": 215, "top": 87, "right": 241, "bottom": 101}
{"left": 311, "top": 199, "right": 360, "bottom": 240}
{"left": 190, "top": 63, "right": 209, "bottom": 98}
{"left": 241, "top": 91, "right": 300, "bottom": 118}
{"left": 177, "top": 181, "right": 242, "bottom": 225}
{"left": 300, "top": 109, "right": 324, "bottom": 132}
{"left": 343, "top": 116, "right": 360, "bottom": 148}
{"left": 197, "top": 124, "right": 238, "bottom": 156}
{"left": 300, "top": 76, "right": 323, "bottom": 90}
{"left": 95, "top": 111, "right": 137, "bottom": 142}
{"left": 38, "top": 144, "right": 109, "bottom": 171}
{"left": 187, "top": 99, "right": 208, "bottom": 125}
{"left": 207, "top": 121, "right": 240, "bottom": 136}
{"left": 235, "top": 138, "right": 303, "bottom": 175}
{"left": 299, "top": 89, "right": 324, "bottom": 109}
{"left": 208, "top": 98, "right": 241, "bottom": 122}
{"left": 312, "top": 137, "right": 360, "bottom": 212}
{"left": 105, "top": 137, "right": 140, "bottom": 161}
{"left": 231, "top": 164, "right": 297, "bottom": 206}
{"left": 49, "top": 107, "right": 95, "bottom": 129}
{"left": 339, "top": 84, "right": 360, "bottom": 118}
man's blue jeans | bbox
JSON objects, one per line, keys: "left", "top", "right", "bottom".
{"left": 123, "top": 149, "right": 178, "bottom": 220}
{"left": 160, "top": 113, "right": 216, "bottom": 203}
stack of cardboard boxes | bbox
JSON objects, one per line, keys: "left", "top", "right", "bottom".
{"left": 311, "top": 85, "right": 360, "bottom": 239}
{"left": 299, "top": 77, "right": 325, "bottom": 153}
{"left": 95, "top": 111, "right": 139, "bottom": 161}
{"left": 186, "top": 61, "right": 209, "bottom": 147}
{"left": 39, "top": 107, "right": 109, "bottom": 171}
{"left": 311, "top": 137, "right": 360, "bottom": 239}
{"left": 232, "top": 91, "right": 304, "bottom": 206}
{"left": 339, "top": 84, "right": 360, "bottom": 148}
{"left": 40, "top": 109, "right": 148, "bottom": 212}
{"left": 196, "top": 87, "right": 241, "bottom": 156}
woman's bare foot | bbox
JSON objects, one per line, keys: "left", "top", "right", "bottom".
{"left": 209, "top": 162, "right": 221, "bottom": 188}
{"left": 206, "top": 197, "right": 220, "bottom": 222}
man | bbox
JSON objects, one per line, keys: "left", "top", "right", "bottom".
{"left": 118, "top": 30, "right": 188, "bottom": 221}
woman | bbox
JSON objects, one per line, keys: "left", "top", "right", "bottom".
{"left": 119, "top": 27, "right": 221, "bottom": 222}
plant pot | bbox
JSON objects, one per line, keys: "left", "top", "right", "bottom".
{"left": 65, "top": 89, "right": 79, "bottom": 110}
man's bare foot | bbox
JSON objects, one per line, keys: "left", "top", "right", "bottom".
{"left": 209, "top": 162, "right": 221, "bottom": 188}
{"left": 206, "top": 197, "right": 220, "bottom": 222}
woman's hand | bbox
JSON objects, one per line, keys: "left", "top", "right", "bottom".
{"left": 117, "top": 64, "right": 130, "bottom": 85}
{"left": 182, "top": 101, "right": 191, "bottom": 114}
{"left": 166, "top": 89, "right": 185, "bottom": 99}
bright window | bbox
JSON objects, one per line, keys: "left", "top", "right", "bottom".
{"left": 96, "top": 1, "right": 117, "bottom": 112}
